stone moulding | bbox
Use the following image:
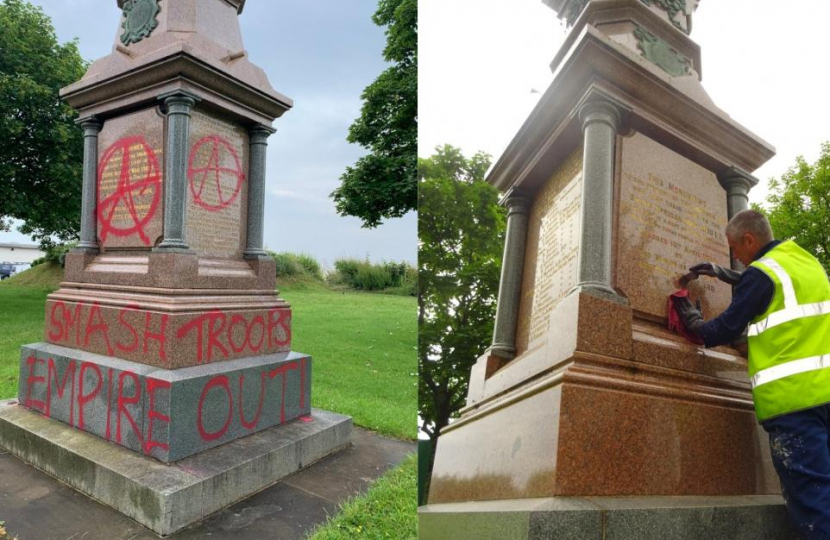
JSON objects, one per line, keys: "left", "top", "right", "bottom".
{"left": 633, "top": 24, "right": 692, "bottom": 77}
{"left": 565, "top": 0, "right": 692, "bottom": 34}
{"left": 120, "top": 0, "right": 161, "bottom": 46}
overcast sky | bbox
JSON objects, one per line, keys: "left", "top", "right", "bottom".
{"left": 419, "top": 0, "right": 830, "bottom": 207}
{"left": 1, "top": 0, "right": 416, "bottom": 267}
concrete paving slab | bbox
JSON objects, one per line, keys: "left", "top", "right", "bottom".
{"left": 0, "top": 429, "right": 414, "bottom": 540}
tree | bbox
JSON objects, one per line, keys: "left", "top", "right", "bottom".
{"left": 418, "top": 145, "right": 505, "bottom": 485}
{"left": 331, "top": 0, "right": 417, "bottom": 228}
{"left": 756, "top": 142, "right": 830, "bottom": 274}
{"left": 0, "top": 0, "right": 86, "bottom": 248}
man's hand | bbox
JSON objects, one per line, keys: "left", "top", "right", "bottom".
{"left": 671, "top": 295, "right": 705, "bottom": 333}
{"left": 690, "top": 262, "right": 742, "bottom": 286}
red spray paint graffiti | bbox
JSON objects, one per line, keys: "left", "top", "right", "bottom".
{"left": 97, "top": 136, "right": 162, "bottom": 245}
{"left": 47, "top": 301, "right": 292, "bottom": 365}
{"left": 188, "top": 135, "right": 245, "bottom": 211}
{"left": 22, "top": 356, "right": 307, "bottom": 453}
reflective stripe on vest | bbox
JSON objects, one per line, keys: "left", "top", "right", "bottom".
{"left": 752, "top": 353, "right": 830, "bottom": 388}
{"left": 750, "top": 254, "right": 828, "bottom": 389}
{"left": 746, "top": 242, "right": 830, "bottom": 422}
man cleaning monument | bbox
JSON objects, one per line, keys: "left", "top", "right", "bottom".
{"left": 674, "top": 209, "right": 830, "bottom": 540}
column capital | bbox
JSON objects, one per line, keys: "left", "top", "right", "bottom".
{"left": 75, "top": 116, "right": 103, "bottom": 135}
{"left": 249, "top": 124, "right": 277, "bottom": 145}
{"left": 718, "top": 166, "right": 758, "bottom": 194}
{"left": 577, "top": 96, "right": 627, "bottom": 133}
{"left": 499, "top": 187, "right": 531, "bottom": 216}
{"left": 158, "top": 89, "right": 201, "bottom": 114}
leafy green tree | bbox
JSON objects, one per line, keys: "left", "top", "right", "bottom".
{"left": 418, "top": 145, "right": 505, "bottom": 464}
{"left": 0, "top": 0, "right": 86, "bottom": 248}
{"left": 755, "top": 142, "right": 830, "bottom": 273}
{"left": 331, "top": 0, "right": 416, "bottom": 228}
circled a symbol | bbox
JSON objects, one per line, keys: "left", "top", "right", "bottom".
{"left": 97, "top": 136, "right": 161, "bottom": 246}
{"left": 188, "top": 135, "right": 245, "bottom": 212}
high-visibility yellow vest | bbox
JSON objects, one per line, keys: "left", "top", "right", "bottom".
{"left": 747, "top": 240, "right": 830, "bottom": 421}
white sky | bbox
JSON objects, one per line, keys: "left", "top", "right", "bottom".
{"left": 419, "top": 0, "right": 830, "bottom": 207}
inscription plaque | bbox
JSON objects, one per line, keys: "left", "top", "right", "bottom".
{"left": 516, "top": 147, "right": 583, "bottom": 353}
{"left": 617, "top": 132, "right": 731, "bottom": 321}
{"left": 186, "top": 110, "right": 249, "bottom": 259}
{"left": 97, "top": 108, "right": 165, "bottom": 250}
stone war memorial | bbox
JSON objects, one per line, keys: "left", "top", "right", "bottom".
{"left": 0, "top": 0, "right": 351, "bottom": 535}
{"left": 421, "top": 1, "right": 800, "bottom": 538}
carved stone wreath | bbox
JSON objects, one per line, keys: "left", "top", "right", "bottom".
{"left": 640, "top": 0, "right": 690, "bottom": 34}
{"left": 120, "top": 0, "right": 161, "bottom": 46}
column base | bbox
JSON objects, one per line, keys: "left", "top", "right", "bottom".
{"left": 419, "top": 496, "right": 798, "bottom": 540}
{"left": 72, "top": 242, "right": 99, "bottom": 254}
{"left": 244, "top": 249, "right": 271, "bottom": 260}
{"left": 153, "top": 241, "right": 194, "bottom": 254}
{"left": 569, "top": 282, "right": 629, "bottom": 304}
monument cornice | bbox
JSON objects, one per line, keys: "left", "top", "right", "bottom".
{"left": 485, "top": 25, "right": 775, "bottom": 194}
{"left": 116, "top": 0, "right": 246, "bottom": 14}
{"left": 61, "top": 50, "right": 292, "bottom": 123}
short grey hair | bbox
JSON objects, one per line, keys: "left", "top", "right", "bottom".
{"left": 725, "top": 209, "right": 774, "bottom": 244}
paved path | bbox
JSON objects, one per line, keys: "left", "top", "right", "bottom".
{"left": 0, "top": 428, "right": 414, "bottom": 540}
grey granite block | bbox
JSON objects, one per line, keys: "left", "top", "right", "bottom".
{"left": 16, "top": 343, "right": 312, "bottom": 462}
{"left": 419, "top": 496, "right": 799, "bottom": 540}
{"left": 0, "top": 399, "right": 352, "bottom": 536}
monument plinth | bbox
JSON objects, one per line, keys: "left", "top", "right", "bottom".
{"left": 422, "top": 1, "right": 798, "bottom": 537}
{"left": 0, "top": 1, "right": 351, "bottom": 535}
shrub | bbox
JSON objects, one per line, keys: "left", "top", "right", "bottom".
{"left": 329, "top": 258, "right": 416, "bottom": 294}
{"left": 268, "top": 251, "right": 324, "bottom": 281}
{"left": 294, "top": 253, "right": 323, "bottom": 281}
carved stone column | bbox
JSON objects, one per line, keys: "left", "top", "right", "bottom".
{"left": 490, "top": 189, "right": 531, "bottom": 359}
{"left": 156, "top": 90, "right": 200, "bottom": 251}
{"left": 244, "top": 125, "right": 276, "bottom": 259}
{"left": 719, "top": 167, "right": 759, "bottom": 270}
{"left": 574, "top": 97, "right": 625, "bottom": 298}
{"left": 75, "top": 117, "right": 103, "bottom": 252}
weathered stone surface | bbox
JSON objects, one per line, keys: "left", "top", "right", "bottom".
{"left": 17, "top": 343, "right": 310, "bottom": 462}
{"left": 186, "top": 108, "right": 250, "bottom": 259}
{"left": 616, "top": 131, "right": 731, "bottom": 321}
{"left": 0, "top": 399, "right": 351, "bottom": 536}
{"left": 515, "top": 146, "right": 583, "bottom": 354}
{"left": 96, "top": 107, "right": 165, "bottom": 250}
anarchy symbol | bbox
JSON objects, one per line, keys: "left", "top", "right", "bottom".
{"left": 188, "top": 135, "right": 245, "bottom": 212}
{"left": 97, "top": 136, "right": 161, "bottom": 246}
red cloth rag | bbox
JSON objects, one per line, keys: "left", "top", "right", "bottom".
{"left": 667, "top": 289, "right": 704, "bottom": 345}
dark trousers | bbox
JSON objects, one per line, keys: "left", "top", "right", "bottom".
{"left": 763, "top": 404, "right": 830, "bottom": 540}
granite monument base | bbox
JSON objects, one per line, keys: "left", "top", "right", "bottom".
{"left": 429, "top": 291, "right": 779, "bottom": 503}
{"left": 17, "top": 343, "right": 311, "bottom": 462}
{"left": 419, "top": 496, "right": 798, "bottom": 539}
{"left": 0, "top": 399, "right": 352, "bottom": 536}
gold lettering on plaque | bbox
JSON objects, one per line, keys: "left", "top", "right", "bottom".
{"left": 515, "top": 147, "right": 583, "bottom": 353}
{"left": 617, "top": 133, "right": 731, "bottom": 320}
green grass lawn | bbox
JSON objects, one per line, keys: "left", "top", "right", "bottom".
{"left": 0, "top": 285, "right": 51, "bottom": 400}
{"left": 307, "top": 454, "right": 417, "bottom": 540}
{"left": 279, "top": 281, "right": 416, "bottom": 440}
{"left": 0, "top": 268, "right": 416, "bottom": 440}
